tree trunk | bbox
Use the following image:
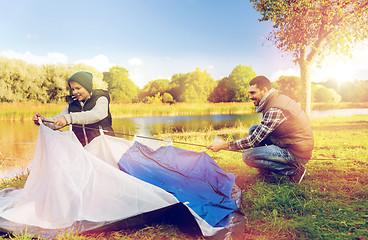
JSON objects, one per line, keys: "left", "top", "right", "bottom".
{"left": 299, "top": 61, "right": 312, "bottom": 119}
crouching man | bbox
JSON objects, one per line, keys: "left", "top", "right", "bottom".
{"left": 207, "top": 76, "right": 314, "bottom": 183}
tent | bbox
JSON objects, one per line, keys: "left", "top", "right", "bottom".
{"left": 0, "top": 124, "right": 245, "bottom": 239}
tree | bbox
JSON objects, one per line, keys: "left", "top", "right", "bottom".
{"left": 318, "top": 78, "right": 368, "bottom": 102}
{"left": 0, "top": 57, "right": 53, "bottom": 102}
{"left": 138, "top": 78, "right": 170, "bottom": 102}
{"left": 250, "top": 0, "right": 368, "bottom": 117}
{"left": 228, "top": 65, "right": 257, "bottom": 102}
{"left": 275, "top": 75, "right": 302, "bottom": 101}
{"left": 42, "top": 64, "right": 72, "bottom": 102}
{"left": 162, "top": 92, "right": 174, "bottom": 104}
{"left": 0, "top": 57, "right": 26, "bottom": 102}
{"left": 208, "top": 77, "right": 234, "bottom": 103}
{"left": 145, "top": 93, "right": 163, "bottom": 104}
{"left": 312, "top": 84, "right": 341, "bottom": 103}
{"left": 339, "top": 80, "right": 368, "bottom": 102}
{"left": 169, "top": 68, "right": 216, "bottom": 103}
{"left": 319, "top": 78, "right": 340, "bottom": 93}
{"left": 103, "top": 66, "right": 138, "bottom": 103}
{"left": 168, "top": 73, "right": 185, "bottom": 102}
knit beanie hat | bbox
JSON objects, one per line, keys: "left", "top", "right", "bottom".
{"left": 68, "top": 71, "right": 93, "bottom": 93}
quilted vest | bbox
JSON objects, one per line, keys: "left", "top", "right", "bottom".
{"left": 68, "top": 89, "right": 114, "bottom": 146}
{"left": 263, "top": 93, "right": 314, "bottom": 159}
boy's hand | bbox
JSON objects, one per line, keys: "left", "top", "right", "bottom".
{"left": 32, "top": 112, "right": 45, "bottom": 125}
{"left": 54, "top": 116, "right": 67, "bottom": 127}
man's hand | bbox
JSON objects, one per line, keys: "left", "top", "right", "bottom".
{"left": 32, "top": 112, "right": 45, "bottom": 125}
{"left": 206, "top": 142, "right": 229, "bottom": 152}
{"left": 54, "top": 116, "right": 68, "bottom": 127}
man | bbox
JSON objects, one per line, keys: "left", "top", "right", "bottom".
{"left": 207, "top": 76, "right": 314, "bottom": 183}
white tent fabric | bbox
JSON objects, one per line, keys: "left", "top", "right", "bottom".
{"left": 84, "top": 128, "right": 164, "bottom": 168}
{"left": 0, "top": 124, "right": 225, "bottom": 238}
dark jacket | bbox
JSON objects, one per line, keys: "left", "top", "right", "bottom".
{"left": 68, "top": 89, "right": 114, "bottom": 146}
{"left": 263, "top": 93, "right": 314, "bottom": 160}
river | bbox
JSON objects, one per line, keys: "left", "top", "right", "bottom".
{"left": 1, "top": 108, "right": 367, "bottom": 178}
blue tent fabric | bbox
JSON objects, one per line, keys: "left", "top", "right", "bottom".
{"left": 118, "top": 142, "right": 237, "bottom": 228}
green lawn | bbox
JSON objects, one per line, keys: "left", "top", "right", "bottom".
{"left": 1, "top": 114, "right": 367, "bottom": 240}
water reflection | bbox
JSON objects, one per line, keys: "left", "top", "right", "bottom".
{"left": 113, "top": 114, "right": 261, "bottom": 137}
{"left": 0, "top": 121, "right": 38, "bottom": 173}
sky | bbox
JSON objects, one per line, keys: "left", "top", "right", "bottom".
{"left": 1, "top": 0, "right": 367, "bottom": 88}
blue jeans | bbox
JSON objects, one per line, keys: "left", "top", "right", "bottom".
{"left": 242, "top": 124, "right": 302, "bottom": 176}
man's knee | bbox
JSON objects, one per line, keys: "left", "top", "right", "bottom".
{"left": 242, "top": 150, "right": 255, "bottom": 166}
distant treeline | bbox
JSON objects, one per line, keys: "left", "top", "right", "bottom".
{"left": 275, "top": 76, "right": 368, "bottom": 103}
{"left": 1, "top": 57, "right": 367, "bottom": 104}
{"left": 0, "top": 57, "right": 105, "bottom": 103}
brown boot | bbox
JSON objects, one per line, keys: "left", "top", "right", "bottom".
{"left": 289, "top": 166, "right": 306, "bottom": 184}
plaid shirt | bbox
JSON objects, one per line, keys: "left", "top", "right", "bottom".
{"left": 228, "top": 107, "right": 287, "bottom": 151}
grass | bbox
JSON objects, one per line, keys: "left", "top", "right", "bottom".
{"left": 0, "top": 170, "right": 29, "bottom": 189}
{"left": 0, "top": 102, "right": 255, "bottom": 121}
{"left": 312, "top": 102, "right": 368, "bottom": 110}
{"left": 1, "top": 114, "right": 368, "bottom": 239}
{"left": 1, "top": 101, "right": 367, "bottom": 120}
{"left": 1, "top": 225, "right": 197, "bottom": 240}
{"left": 0, "top": 102, "right": 64, "bottom": 121}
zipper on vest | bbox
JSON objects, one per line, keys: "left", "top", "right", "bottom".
{"left": 81, "top": 104, "right": 88, "bottom": 145}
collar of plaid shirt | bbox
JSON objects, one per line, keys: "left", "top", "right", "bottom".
{"left": 256, "top": 88, "right": 278, "bottom": 113}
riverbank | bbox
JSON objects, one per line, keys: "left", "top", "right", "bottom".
{"left": 1, "top": 102, "right": 368, "bottom": 120}
{"left": 1, "top": 114, "right": 367, "bottom": 239}
{"left": 0, "top": 102, "right": 255, "bottom": 120}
